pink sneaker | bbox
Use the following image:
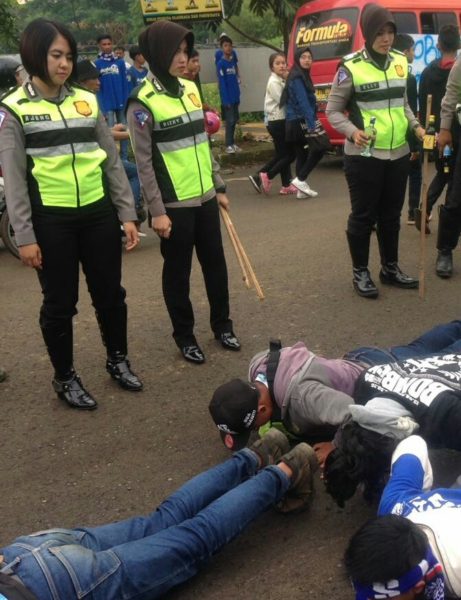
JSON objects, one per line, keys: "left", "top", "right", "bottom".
{"left": 279, "top": 184, "right": 297, "bottom": 195}
{"left": 260, "top": 172, "right": 272, "bottom": 194}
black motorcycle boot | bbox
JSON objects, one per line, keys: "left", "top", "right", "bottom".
{"left": 346, "top": 231, "right": 378, "bottom": 298}
{"left": 436, "top": 206, "right": 461, "bottom": 278}
{"left": 352, "top": 268, "right": 379, "bottom": 298}
{"left": 52, "top": 371, "right": 98, "bottom": 410}
{"left": 379, "top": 263, "right": 419, "bottom": 288}
{"left": 436, "top": 251, "right": 453, "bottom": 278}
{"left": 106, "top": 352, "right": 143, "bottom": 391}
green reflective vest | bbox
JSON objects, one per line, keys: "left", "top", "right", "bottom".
{"left": 132, "top": 77, "right": 213, "bottom": 203}
{"left": 1, "top": 84, "right": 107, "bottom": 208}
{"left": 344, "top": 49, "right": 408, "bottom": 150}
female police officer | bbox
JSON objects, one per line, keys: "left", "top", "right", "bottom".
{"left": 127, "top": 21, "right": 240, "bottom": 364}
{"left": 326, "top": 3, "right": 425, "bottom": 299}
{"left": 0, "top": 19, "right": 142, "bottom": 409}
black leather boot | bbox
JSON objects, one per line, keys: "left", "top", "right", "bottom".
{"left": 106, "top": 352, "right": 143, "bottom": 391}
{"left": 352, "top": 268, "right": 379, "bottom": 298}
{"left": 436, "top": 251, "right": 453, "bottom": 278}
{"left": 52, "top": 372, "right": 98, "bottom": 410}
{"left": 379, "top": 263, "right": 418, "bottom": 288}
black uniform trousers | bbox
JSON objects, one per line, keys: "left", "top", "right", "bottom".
{"left": 160, "top": 198, "right": 232, "bottom": 348}
{"left": 344, "top": 153, "right": 410, "bottom": 267}
{"left": 437, "top": 130, "right": 461, "bottom": 252}
{"left": 32, "top": 199, "right": 127, "bottom": 379}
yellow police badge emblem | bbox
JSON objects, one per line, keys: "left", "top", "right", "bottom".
{"left": 394, "top": 64, "right": 405, "bottom": 77}
{"left": 188, "top": 93, "right": 201, "bottom": 108}
{"left": 74, "top": 101, "right": 92, "bottom": 116}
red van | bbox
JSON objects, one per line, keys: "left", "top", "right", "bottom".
{"left": 288, "top": 0, "right": 461, "bottom": 147}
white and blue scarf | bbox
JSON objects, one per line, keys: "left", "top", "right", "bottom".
{"left": 353, "top": 547, "right": 444, "bottom": 599}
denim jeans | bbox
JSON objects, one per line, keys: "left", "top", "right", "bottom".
{"left": 223, "top": 104, "right": 239, "bottom": 147}
{"left": 106, "top": 109, "right": 128, "bottom": 161}
{"left": 121, "top": 159, "right": 141, "bottom": 210}
{"left": 344, "top": 320, "right": 461, "bottom": 366}
{"left": 1, "top": 450, "right": 289, "bottom": 600}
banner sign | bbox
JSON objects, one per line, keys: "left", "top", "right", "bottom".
{"left": 140, "top": 0, "right": 223, "bottom": 23}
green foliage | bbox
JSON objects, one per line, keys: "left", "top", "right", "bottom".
{"left": 0, "top": 0, "right": 19, "bottom": 52}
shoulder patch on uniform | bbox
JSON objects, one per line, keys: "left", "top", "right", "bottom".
{"left": 337, "top": 68, "right": 349, "bottom": 85}
{"left": 134, "top": 109, "right": 149, "bottom": 128}
{"left": 0, "top": 109, "right": 7, "bottom": 129}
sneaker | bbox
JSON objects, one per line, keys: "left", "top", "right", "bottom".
{"left": 279, "top": 184, "right": 298, "bottom": 195}
{"left": 249, "top": 428, "right": 290, "bottom": 468}
{"left": 233, "top": 144, "right": 242, "bottom": 152}
{"left": 296, "top": 191, "right": 309, "bottom": 199}
{"left": 291, "top": 177, "right": 318, "bottom": 198}
{"left": 276, "top": 443, "right": 319, "bottom": 514}
{"left": 225, "top": 146, "right": 235, "bottom": 154}
{"left": 407, "top": 210, "right": 416, "bottom": 225}
{"left": 248, "top": 174, "right": 262, "bottom": 194}
{"left": 260, "top": 171, "right": 272, "bottom": 194}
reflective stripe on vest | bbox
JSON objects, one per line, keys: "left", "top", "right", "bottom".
{"left": 345, "top": 50, "right": 408, "bottom": 150}
{"left": 134, "top": 78, "right": 213, "bottom": 202}
{"left": 1, "top": 86, "right": 107, "bottom": 208}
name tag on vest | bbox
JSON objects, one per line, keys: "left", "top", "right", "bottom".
{"left": 23, "top": 114, "right": 52, "bottom": 123}
{"left": 160, "top": 117, "right": 184, "bottom": 129}
{"left": 359, "top": 82, "right": 380, "bottom": 91}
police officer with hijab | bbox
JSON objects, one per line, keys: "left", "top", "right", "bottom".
{"left": 326, "top": 3, "right": 425, "bottom": 299}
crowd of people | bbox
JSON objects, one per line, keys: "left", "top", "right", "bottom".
{"left": 3, "top": 3, "right": 461, "bottom": 599}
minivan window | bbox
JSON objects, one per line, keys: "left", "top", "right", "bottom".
{"left": 421, "top": 11, "right": 458, "bottom": 33}
{"left": 294, "top": 8, "right": 358, "bottom": 60}
{"left": 391, "top": 12, "right": 418, "bottom": 33}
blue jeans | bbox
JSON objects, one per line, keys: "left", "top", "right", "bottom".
{"left": 121, "top": 159, "right": 141, "bottom": 211}
{"left": 223, "top": 104, "right": 239, "bottom": 147}
{"left": 1, "top": 451, "right": 289, "bottom": 599}
{"left": 344, "top": 320, "right": 461, "bottom": 366}
{"left": 106, "top": 109, "right": 128, "bottom": 161}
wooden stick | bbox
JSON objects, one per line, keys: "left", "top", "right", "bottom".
{"left": 419, "top": 94, "right": 432, "bottom": 299}
{"left": 220, "top": 207, "right": 265, "bottom": 300}
{"left": 220, "top": 206, "right": 251, "bottom": 288}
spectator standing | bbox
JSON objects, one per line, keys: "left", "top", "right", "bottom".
{"left": 326, "top": 4, "right": 424, "bottom": 299}
{"left": 182, "top": 48, "right": 203, "bottom": 101}
{"left": 214, "top": 32, "right": 239, "bottom": 72}
{"left": 95, "top": 33, "right": 129, "bottom": 160}
{"left": 127, "top": 45, "right": 148, "bottom": 92}
{"left": 248, "top": 52, "right": 296, "bottom": 196}
{"left": 416, "top": 24, "right": 460, "bottom": 235}
{"left": 393, "top": 34, "right": 422, "bottom": 226}
{"left": 114, "top": 44, "right": 131, "bottom": 71}
{"left": 216, "top": 34, "right": 241, "bottom": 153}
{"left": 283, "top": 47, "right": 326, "bottom": 199}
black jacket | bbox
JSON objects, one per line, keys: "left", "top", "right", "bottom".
{"left": 419, "top": 58, "right": 456, "bottom": 131}
{"left": 354, "top": 354, "right": 461, "bottom": 450}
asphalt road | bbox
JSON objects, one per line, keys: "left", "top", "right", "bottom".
{"left": 1, "top": 155, "right": 461, "bottom": 599}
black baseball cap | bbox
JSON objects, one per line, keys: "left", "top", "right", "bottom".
{"left": 76, "top": 59, "right": 99, "bottom": 82}
{"left": 209, "top": 379, "right": 259, "bottom": 451}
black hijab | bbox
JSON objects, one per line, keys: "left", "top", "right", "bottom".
{"left": 138, "top": 21, "right": 194, "bottom": 95}
{"left": 360, "top": 3, "right": 396, "bottom": 68}
{"left": 280, "top": 46, "right": 314, "bottom": 107}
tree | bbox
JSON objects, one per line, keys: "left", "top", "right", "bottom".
{"left": 222, "top": 0, "right": 304, "bottom": 51}
{"left": 0, "top": 0, "right": 19, "bottom": 52}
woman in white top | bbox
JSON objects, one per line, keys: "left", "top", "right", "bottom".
{"left": 248, "top": 52, "right": 296, "bottom": 195}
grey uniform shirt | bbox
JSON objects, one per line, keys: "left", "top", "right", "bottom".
{"left": 0, "top": 79, "right": 136, "bottom": 246}
{"left": 127, "top": 95, "right": 225, "bottom": 218}
{"left": 440, "top": 54, "right": 461, "bottom": 131}
{"left": 326, "top": 51, "right": 420, "bottom": 159}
